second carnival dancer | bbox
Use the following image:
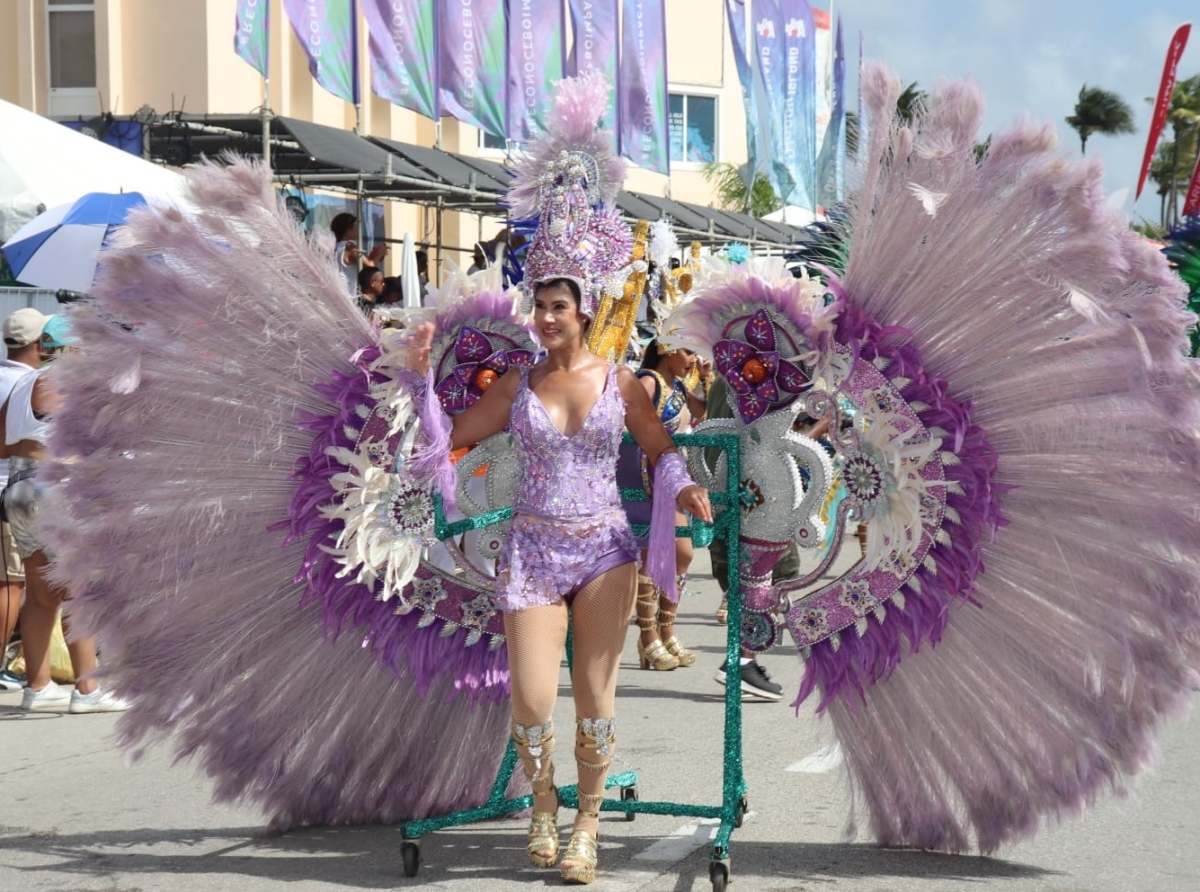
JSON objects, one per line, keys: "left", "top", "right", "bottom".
{"left": 37, "top": 62, "right": 1200, "bottom": 885}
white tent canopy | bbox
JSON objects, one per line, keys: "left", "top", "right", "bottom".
{"left": 0, "top": 98, "right": 188, "bottom": 241}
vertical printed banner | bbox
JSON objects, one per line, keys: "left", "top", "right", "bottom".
{"left": 234, "top": 0, "right": 270, "bottom": 77}
{"left": 1183, "top": 154, "right": 1200, "bottom": 217}
{"left": 813, "top": 8, "right": 831, "bottom": 153}
{"left": 506, "top": 0, "right": 566, "bottom": 141}
{"left": 751, "top": 0, "right": 793, "bottom": 204}
{"left": 618, "top": 0, "right": 670, "bottom": 175}
{"left": 725, "top": 0, "right": 771, "bottom": 190}
{"left": 568, "top": 0, "right": 619, "bottom": 136}
{"left": 363, "top": 0, "right": 440, "bottom": 120}
{"left": 438, "top": 0, "right": 508, "bottom": 139}
{"left": 779, "top": 0, "right": 815, "bottom": 210}
{"left": 1137, "top": 23, "right": 1191, "bottom": 200}
{"left": 815, "top": 14, "right": 845, "bottom": 209}
{"left": 857, "top": 30, "right": 865, "bottom": 154}
{"left": 283, "top": 0, "right": 359, "bottom": 104}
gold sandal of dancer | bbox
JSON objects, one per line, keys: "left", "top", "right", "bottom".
{"left": 635, "top": 581, "right": 678, "bottom": 671}
{"left": 512, "top": 721, "right": 559, "bottom": 867}
{"left": 561, "top": 789, "right": 605, "bottom": 884}
{"left": 527, "top": 790, "right": 560, "bottom": 868}
{"left": 560, "top": 828, "right": 599, "bottom": 884}
{"left": 657, "top": 605, "right": 695, "bottom": 666}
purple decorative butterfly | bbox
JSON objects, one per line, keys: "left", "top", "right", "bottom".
{"left": 713, "top": 309, "right": 810, "bottom": 423}
{"left": 435, "top": 327, "right": 534, "bottom": 415}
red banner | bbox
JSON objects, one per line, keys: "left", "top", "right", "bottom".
{"left": 1184, "top": 153, "right": 1200, "bottom": 217}
{"left": 1137, "top": 23, "right": 1191, "bottom": 201}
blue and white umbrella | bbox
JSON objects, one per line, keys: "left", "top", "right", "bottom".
{"left": 1, "top": 191, "right": 146, "bottom": 293}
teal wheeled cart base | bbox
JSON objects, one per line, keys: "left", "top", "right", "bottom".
{"left": 399, "top": 434, "right": 749, "bottom": 891}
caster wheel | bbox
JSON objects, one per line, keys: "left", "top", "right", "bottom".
{"left": 401, "top": 840, "right": 420, "bottom": 878}
{"left": 735, "top": 795, "right": 748, "bottom": 829}
{"left": 621, "top": 785, "right": 638, "bottom": 821}
{"left": 709, "top": 859, "right": 730, "bottom": 892}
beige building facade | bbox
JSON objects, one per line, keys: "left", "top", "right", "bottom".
{"left": 1, "top": 0, "right": 749, "bottom": 271}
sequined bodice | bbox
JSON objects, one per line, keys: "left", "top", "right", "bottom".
{"left": 510, "top": 364, "right": 626, "bottom": 519}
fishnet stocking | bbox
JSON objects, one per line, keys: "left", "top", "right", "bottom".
{"left": 566, "top": 562, "right": 636, "bottom": 836}
{"left": 504, "top": 603, "right": 568, "bottom": 817}
{"left": 504, "top": 562, "right": 637, "bottom": 841}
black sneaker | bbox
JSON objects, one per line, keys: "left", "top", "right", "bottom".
{"left": 713, "top": 660, "right": 783, "bottom": 701}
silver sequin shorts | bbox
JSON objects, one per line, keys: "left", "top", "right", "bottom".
{"left": 2, "top": 456, "right": 49, "bottom": 561}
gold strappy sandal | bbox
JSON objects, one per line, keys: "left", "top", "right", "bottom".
{"left": 562, "top": 718, "right": 615, "bottom": 884}
{"left": 512, "top": 721, "right": 559, "bottom": 868}
{"left": 635, "top": 580, "right": 679, "bottom": 671}
{"left": 657, "top": 605, "right": 695, "bottom": 667}
{"left": 560, "top": 824, "right": 599, "bottom": 884}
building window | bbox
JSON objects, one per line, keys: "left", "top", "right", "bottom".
{"left": 668, "top": 93, "right": 717, "bottom": 164}
{"left": 48, "top": 0, "right": 97, "bottom": 90}
{"left": 481, "top": 131, "right": 506, "bottom": 151}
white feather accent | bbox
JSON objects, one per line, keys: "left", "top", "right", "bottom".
{"left": 908, "top": 183, "right": 949, "bottom": 216}
{"left": 1067, "top": 286, "right": 1109, "bottom": 325}
{"left": 108, "top": 354, "right": 142, "bottom": 394}
{"left": 648, "top": 219, "right": 679, "bottom": 268}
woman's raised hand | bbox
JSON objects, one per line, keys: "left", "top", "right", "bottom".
{"left": 678, "top": 484, "right": 713, "bottom": 524}
{"left": 405, "top": 322, "right": 435, "bottom": 376}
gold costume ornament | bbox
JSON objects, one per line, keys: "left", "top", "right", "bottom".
{"left": 586, "top": 219, "right": 650, "bottom": 362}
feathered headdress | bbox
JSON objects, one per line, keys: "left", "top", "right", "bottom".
{"left": 507, "top": 73, "right": 633, "bottom": 318}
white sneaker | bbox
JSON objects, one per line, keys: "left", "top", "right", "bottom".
{"left": 69, "top": 687, "right": 131, "bottom": 714}
{"left": 21, "top": 680, "right": 72, "bottom": 711}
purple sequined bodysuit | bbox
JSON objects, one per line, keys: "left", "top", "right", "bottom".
{"left": 494, "top": 364, "right": 640, "bottom": 612}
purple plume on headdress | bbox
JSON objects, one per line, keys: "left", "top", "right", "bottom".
{"left": 508, "top": 73, "right": 633, "bottom": 318}
{"left": 41, "top": 157, "right": 515, "bottom": 828}
{"left": 507, "top": 71, "right": 627, "bottom": 220}
{"left": 792, "top": 61, "right": 1200, "bottom": 855}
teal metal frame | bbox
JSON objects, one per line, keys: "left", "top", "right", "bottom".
{"left": 398, "top": 432, "right": 746, "bottom": 885}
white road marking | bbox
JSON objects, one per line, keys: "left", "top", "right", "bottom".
{"left": 632, "top": 817, "right": 722, "bottom": 862}
{"left": 587, "top": 815, "right": 747, "bottom": 892}
{"left": 786, "top": 742, "right": 843, "bottom": 773}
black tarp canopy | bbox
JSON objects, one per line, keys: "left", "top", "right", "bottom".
{"left": 145, "top": 113, "right": 804, "bottom": 245}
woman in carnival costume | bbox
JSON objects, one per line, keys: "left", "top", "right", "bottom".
{"left": 620, "top": 221, "right": 711, "bottom": 672}
{"left": 401, "top": 74, "right": 710, "bottom": 881}
{"left": 36, "top": 59, "right": 1200, "bottom": 883}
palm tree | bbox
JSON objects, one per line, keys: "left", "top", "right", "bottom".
{"left": 1147, "top": 76, "right": 1200, "bottom": 228}
{"left": 1066, "top": 85, "right": 1136, "bottom": 154}
{"left": 702, "top": 161, "right": 783, "bottom": 217}
{"left": 895, "top": 82, "right": 927, "bottom": 125}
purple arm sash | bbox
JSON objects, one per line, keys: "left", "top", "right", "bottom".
{"left": 646, "top": 450, "right": 694, "bottom": 602}
{"left": 404, "top": 368, "right": 458, "bottom": 514}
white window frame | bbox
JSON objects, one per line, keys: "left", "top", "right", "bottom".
{"left": 668, "top": 86, "right": 720, "bottom": 170}
{"left": 477, "top": 129, "right": 514, "bottom": 158}
{"left": 45, "top": 0, "right": 99, "bottom": 117}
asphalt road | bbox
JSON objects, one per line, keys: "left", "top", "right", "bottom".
{"left": 2, "top": 550, "right": 1197, "bottom": 892}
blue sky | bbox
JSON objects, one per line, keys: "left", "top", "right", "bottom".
{"left": 831, "top": 0, "right": 1199, "bottom": 226}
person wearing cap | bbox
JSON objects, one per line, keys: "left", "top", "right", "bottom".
{"left": 0, "top": 309, "right": 44, "bottom": 691}
{"left": 0, "top": 309, "right": 127, "bottom": 713}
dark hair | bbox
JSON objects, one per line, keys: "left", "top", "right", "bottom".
{"left": 533, "top": 277, "right": 583, "bottom": 307}
{"left": 640, "top": 339, "right": 665, "bottom": 371}
{"left": 358, "top": 266, "right": 383, "bottom": 291}
{"left": 415, "top": 249, "right": 428, "bottom": 267}
{"left": 330, "top": 213, "right": 357, "bottom": 240}
{"left": 381, "top": 276, "right": 404, "bottom": 301}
